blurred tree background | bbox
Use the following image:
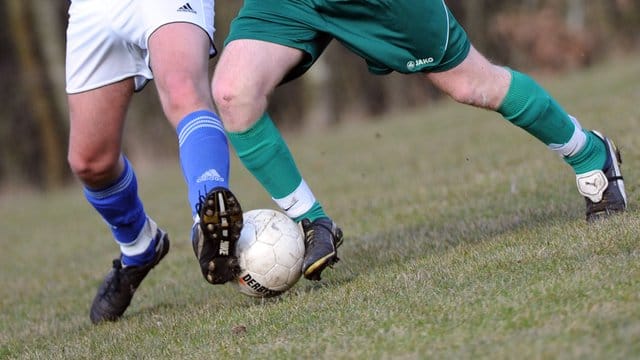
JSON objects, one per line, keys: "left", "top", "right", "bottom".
{"left": 0, "top": 0, "right": 638, "bottom": 192}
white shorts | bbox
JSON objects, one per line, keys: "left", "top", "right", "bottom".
{"left": 66, "top": 0, "right": 215, "bottom": 94}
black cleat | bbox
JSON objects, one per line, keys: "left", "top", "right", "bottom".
{"left": 301, "top": 217, "right": 343, "bottom": 281}
{"left": 89, "top": 228, "right": 170, "bottom": 324}
{"left": 192, "top": 187, "right": 243, "bottom": 284}
{"left": 576, "top": 131, "right": 628, "bottom": 222}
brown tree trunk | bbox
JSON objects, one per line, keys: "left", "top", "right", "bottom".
{"left": 463, "top": 0, "right": 488, "bottom": 50}
{"left": 6, "top": 0, "right": 68, "bottom": 190}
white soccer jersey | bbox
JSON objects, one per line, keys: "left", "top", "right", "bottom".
{"left": 65, "top": 0, "right": 215, "bottom": 94}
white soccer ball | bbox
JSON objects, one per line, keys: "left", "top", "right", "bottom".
{"left": 235, "top": 209, "right": 305, "bottom": 298}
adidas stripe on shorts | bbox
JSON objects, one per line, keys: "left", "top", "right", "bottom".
{"left": 66, "top": 0, "right": 215, "bottom": 94}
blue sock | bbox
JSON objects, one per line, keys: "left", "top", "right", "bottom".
{"left": 120, "top": 218, "right": 160, "bottom": 267}
{"left": 177, "top": 110, "right": 230, "bottom": 217}
{"left": 84, "top": 157, "right": 150, "bottom": 264}
{"left": 123, "top": 237, "right": 157, "bottom": 266}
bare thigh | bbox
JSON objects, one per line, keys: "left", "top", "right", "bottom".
{"left": 67, "top": 79, "right": 133, "bottom": 187}
{"left": 149, "top": 22, "right": 214, "bottom": 127}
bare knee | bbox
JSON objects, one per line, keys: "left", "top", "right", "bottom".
{"left": 428, "top": 48, "right": 511, "bottom": 110}
{"left": 211, "top": 75, "right": 240, "bottom": 112}
{"left": 432, "top": 73, "right": 510, "bottom": 110}
{"left": 445, "top": 80, "right": 480, "bottom": 106}
{"left": 68, "top": 151, "right": 121, "bottom": 188}
{"left": 211, "top": 80, "right": 266, "bottom": 132}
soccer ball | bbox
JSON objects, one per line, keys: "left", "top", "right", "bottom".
{"left": 235, "top": 209, "right": 305, "bottom": 298}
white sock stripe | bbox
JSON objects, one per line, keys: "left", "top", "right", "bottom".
{"left": 181, "top": 115, "right": 224, "bottom": 135}
{"left": 118, "top": 218, "right": 158, "bottom": 255}
{"left": 273, "top": 180, "right": 316, "bottom": 219}
{"left": 178, "top": 116, "right": 225, "bottom": 147}
{"left": 84, "top": 163, "right": 134, "bottom": 199}
{"left": 178, "top": 116, "right": 225, "bottom": 146}
{"left": 180, "top": 114, "right": 222, "bottom": 134}
{"left": 548, "top": 115, "right": 586, "bottom": 157}
{"left": 179, "top": 121, "right": 225, "bottom": 147}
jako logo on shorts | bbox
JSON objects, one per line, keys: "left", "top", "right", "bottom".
{"left": 406, "top": 57, "right": 434, "bottom": 71}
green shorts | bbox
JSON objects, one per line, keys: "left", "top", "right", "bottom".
{"left": 225, "top": 0, "right": 471, "bottom": 82}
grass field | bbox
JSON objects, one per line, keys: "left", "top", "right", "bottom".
{"left": 1, "top": 56, "right": 639, "bottom": 359}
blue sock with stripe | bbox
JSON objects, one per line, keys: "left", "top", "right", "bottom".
{"left": 177, "top": 110, "right": 230, "bottom": 217}
{"left": 84, "top": 157, "right": 155, "bottom": 266}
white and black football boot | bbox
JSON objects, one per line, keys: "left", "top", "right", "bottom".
{"left": 576, "top": 131, "right": 627, "bottom": 222}
{"left": 192, "top": 187, "right": 243, "bottom": 285}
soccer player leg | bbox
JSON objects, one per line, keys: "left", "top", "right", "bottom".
{"left": 149, "top": 20, "right": 244, "bottom": 284}
{"left": 211, "top": 39, "right": 316, "bottom": 220}
{"left": 497, "top": 69, "right": 627, "bottom": 220}
{"left": 428, "top": 38, "right": 626, "bottom": 221}
{"left": 226, "top": 113, "right": 343, "bottom": 280}
{"left": 83, "top": 157, "right": 159, "bottom": 266}
{"left": 213, "top": 39, "right": 343, "bottom": 280}
{"left": 149, "top": 21, "right": 232, "bottom": 217}
{"left": 83, "top": 156, "right": 170, "bottom": 323}
{"left": 68, "top": 82, "right": 169, "bottom": 323}
{"left": 176, "top": 110, "right": 244, "bottom": 284}
{"left": 68, "top": 82, "right": 163, "bottom": 268}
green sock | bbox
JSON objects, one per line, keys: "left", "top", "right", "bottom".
{"left": 565, "top": 131, "right": 607, "bottom": 174}
{"left": 226, "top": 113, "right": 327, "bottom": 221}
{"left": 293, "top": 202, "right": 326, "bottom": 223}
{"left": 498, "top": 69, "right": 605, "bottom": 173}
{"left": 498, "top": 69, "right": 574, "bottom": 144}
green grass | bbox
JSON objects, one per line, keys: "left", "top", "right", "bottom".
{"left": 2, "top": 55, "right": 640, "bottom": 359}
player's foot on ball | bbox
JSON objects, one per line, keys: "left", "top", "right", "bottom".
{"left": 89, "top": 228, "right": 170, "bottom": 324}
{"left": 576, "top": 131, "right": 627, "bottom": 222}
{"left": 192, "top": 187, "right": 243, "bottom": 284}
{"left": 301, "top": 217, "right": 343, "bottom": 281}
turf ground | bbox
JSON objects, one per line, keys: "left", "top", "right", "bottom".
{"left": 1, "top": 55, "right": 639, "bottom": 359}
